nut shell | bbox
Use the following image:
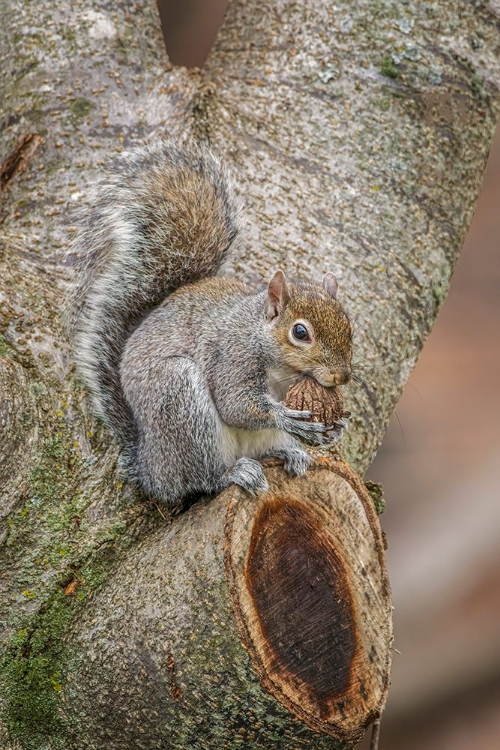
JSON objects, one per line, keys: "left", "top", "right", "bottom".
{"left": 284, "top": 376, "right": 349, "bottom": 426}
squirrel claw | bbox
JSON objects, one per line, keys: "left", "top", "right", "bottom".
{"left": 333, "top": 417, "right": 348, "bottom": 429}
{"left": 322, "top": 419, "right": 347, "bottom": 444}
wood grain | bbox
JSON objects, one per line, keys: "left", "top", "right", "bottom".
{"left": 225, "top": 458, "right": 392, "bottom": 742}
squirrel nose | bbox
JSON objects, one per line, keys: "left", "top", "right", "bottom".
{"left": 332, "top": 369, "right": 350, "bottom": 386}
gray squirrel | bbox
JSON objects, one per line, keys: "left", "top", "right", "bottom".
{"left": 71, "top": 140, "right": 352, "bottom": 506}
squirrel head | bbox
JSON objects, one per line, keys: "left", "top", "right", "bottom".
{"left": 265, "top": 270, "right": 352, "bottom": 387}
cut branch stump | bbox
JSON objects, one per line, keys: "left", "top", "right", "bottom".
{"left": 60, "top": 458, "right": 392, "bottom": 749}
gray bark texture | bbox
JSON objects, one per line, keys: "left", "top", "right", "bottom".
{"left": 0, "top": 0, "right": 499, "bottom": 748}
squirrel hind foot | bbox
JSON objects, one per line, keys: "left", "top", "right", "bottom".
{"left": 222, "top": 458, "right": 269, "bottom": 495}
{"left": 271, "top": 447, "right": 311, "bottom": 477}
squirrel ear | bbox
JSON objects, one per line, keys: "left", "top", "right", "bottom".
{"left": 266, "top": 270, "right": 290, "bottom": 321}
{"left": 322, "top": 272, "right": 338, "bottom": 299}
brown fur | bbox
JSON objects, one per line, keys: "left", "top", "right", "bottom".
{"left": 272, "top": 283, "right": 352, "bottom": 386}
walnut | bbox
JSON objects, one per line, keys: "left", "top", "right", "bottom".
{"left": 284, "top": 376, "right": 350, "bottom": 442}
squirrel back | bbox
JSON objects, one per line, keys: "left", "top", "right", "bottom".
{"left": 70, "top": 141, "right": 241, "bottom": 442}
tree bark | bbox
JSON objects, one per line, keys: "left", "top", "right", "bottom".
{"left": 0, "top": 0, "right": 499, "bottom": 748}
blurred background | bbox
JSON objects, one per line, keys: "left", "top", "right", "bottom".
{"left": 364, "top": 127, "right": 500, "bottom": 750}
{"left": 159, "top": 5, "right": 500, "bottom": 747}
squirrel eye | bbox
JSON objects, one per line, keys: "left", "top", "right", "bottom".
{"left": 292, "top": 323, "right": 309, "bottom": 341}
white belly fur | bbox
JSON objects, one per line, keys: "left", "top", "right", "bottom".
{"left": 219, "top": 424, "right": 295, "bottom": 467}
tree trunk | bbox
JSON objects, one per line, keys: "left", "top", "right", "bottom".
{"left": 0, "top": 0, "right": 499, "bottom": 748}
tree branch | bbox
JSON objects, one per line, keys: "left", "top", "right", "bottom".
{"left": 0, "top": 0, "right": 499, "bottom": 747}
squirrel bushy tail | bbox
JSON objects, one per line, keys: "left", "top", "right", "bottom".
{"left": 70, "top": 140, "right": 241, "bottom": 442}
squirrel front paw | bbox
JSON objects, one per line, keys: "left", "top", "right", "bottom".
{"left": 275, "top": 406, "right": 327, "bottom": 446}
{"left": 322, "top": 416, "right": 349, "bottom": 444}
